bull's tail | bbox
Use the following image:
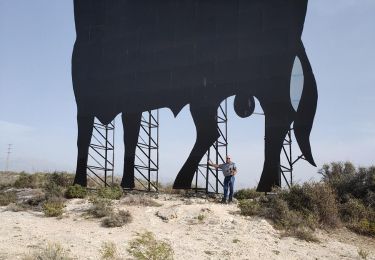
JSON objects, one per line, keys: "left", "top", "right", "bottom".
{"left": 294, "top": 41, "right": 318, "bottom": 167}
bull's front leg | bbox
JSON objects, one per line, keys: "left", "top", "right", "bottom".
{"left": 121, "top": 112, "right": 142, "bottom": 189}
{"left": 256, "top": 100, "right": 295, "bottom": 192}
{"left": 173, "top": 104, "right": 220, "bottom": 189}
{"left": 74, "top": 114, "right": 94, "bottom": 187}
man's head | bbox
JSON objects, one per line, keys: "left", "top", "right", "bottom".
{"left": 226, "top": 155, "right": 231, "bottom": 163}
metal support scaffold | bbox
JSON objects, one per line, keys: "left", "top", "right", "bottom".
{"left": 279, "top": 127, "right": 305, "bottom": 188}
{"left": 194, "top": 100, "right": 228, "bottom": 194}
{"left": 133, "top": 110, "right": 159, "bottom": 191}
{"left": 86, "top": 119, "right": 115, "bottom": 188}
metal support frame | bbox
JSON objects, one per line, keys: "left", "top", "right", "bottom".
{"left": 86, "top": 119, "right": 115, "bottom": 187}
{"left": 133, "top": 110, "right": 159, "bottom": 192}
{"left": 279, "top": 127, "right": 305, "bottom": 188}
{"left": 194, "top": 100, "right": 228, "bottom": 194}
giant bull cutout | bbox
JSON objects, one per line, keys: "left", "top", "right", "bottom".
{"left": 72, "top": 0, "right": 318, "bottom": 192}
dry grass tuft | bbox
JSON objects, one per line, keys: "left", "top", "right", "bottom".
{"left": 127, "top": 231, "right": 174, "bottom": 260}
{"left": 101, "top": 210, "right": 132, "bottom": 228}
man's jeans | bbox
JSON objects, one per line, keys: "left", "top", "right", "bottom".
{"left": 223, "top": 175, "right": 235, "bottom": 201}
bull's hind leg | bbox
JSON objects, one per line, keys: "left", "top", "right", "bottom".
{"left": 173, "top": 105, "right": 220, "bottom": 189}
{"left": 257, "top": 98, "right": 295, "bottom": 192}
{"left": 74, "top": 115, "right": 94, "bottom": 187}
{"left": 120, "top": 112, "right": 142, "bottom": 189}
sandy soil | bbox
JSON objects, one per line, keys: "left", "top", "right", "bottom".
{"left": 1, "top": 194, "right": 375, "bottom": 260}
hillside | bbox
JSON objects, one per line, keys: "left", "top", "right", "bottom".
{"left": 1, "top": 192, "right": 375, "bottom": 260}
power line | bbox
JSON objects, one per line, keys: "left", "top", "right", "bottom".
{"left": 5, "top": 144, "right": 12, "bottom": 172}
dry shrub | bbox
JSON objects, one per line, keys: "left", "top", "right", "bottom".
{"left": 348, "top": 219, "right": 375, "bottom": 237}
{"left": 284, "top": 229, "right": 320, "bottom": 243}
{"left": 24, "top": 243, "right": 72, "bottom": 260}
{"left": 42, "top": 197, "right": 65, "bottom": 217}
{"left": 339, "top": 198, "right": 368, "bottom": 223}
{"left": 88, "top": 197, "right": 114, "bottom": 218}
{"left": 234, "top": 188, "right": 263, "bottom": 200}
{"left": 121, "top": 194, "right": 162, "bottom": 207}
{"left": 100, "top": 242, "right": 117, "bottom": 260}
{"left": 281, "top": 183, "right": 340, "bottom": 228}
{"left": 44, "top": 183, "right": 65, "bottom": 199}
{"left": 102, "top": 210, "right": 132, "bottom": 228}
{"left": 127, "top": 231, "right": 174, "bottom": 260}
{"left": 6, "top": 202, "right": 30, "bottom": 212}
{"left": 98, "top": 185, "right": 123, "bottom": 200}
{"left": 238, "top": 199, "right": 261, "bottom": 216}
{"left": 0, "top": 190, "right": 17, "bottom": 206}
{"left": 14, "top": 173, "right": 47, "bottom": 189}
{"left": 65, "top": 184, "right": 87, "bottom": 199}
{"left": 48, "top": 172, "right": 74, "bottom": 188}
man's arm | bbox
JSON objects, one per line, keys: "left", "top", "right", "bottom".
{"left": 208, "top": 160, "right": 220, "bottom": 169}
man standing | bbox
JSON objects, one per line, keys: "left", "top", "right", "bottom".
{"left": 209, "top": 156, "right": 237, "bottom": 203}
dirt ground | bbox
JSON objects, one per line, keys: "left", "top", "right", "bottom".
{"left": 1, "top": 193, "right": 375, "bottom": 260}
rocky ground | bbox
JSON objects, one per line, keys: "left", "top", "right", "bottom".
{"left": 1, "top": 192, "right": 375, "bottom": 259}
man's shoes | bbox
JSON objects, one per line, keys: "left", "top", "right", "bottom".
{"left": 221, "top": 198, "right": 228, "bottom": 204}
{"left": 228, "top": 199, "right": 233, "bottom": 204}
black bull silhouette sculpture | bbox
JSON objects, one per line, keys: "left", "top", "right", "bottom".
{"left": 72, "top": 0, "right": 317, "bottom": 192}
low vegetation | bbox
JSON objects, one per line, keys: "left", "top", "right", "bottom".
{"left": 24, "top": 243, "right": 72, "bottom": 260}
{"left": 234, "top": 188, "right": 263, "bottom": 200}
{"left": 0, "top": 190, "right": 17, "bottom": 206}
{"left": 237, "top": 162, "right": 375, "bottom": 240}
{"left": 127, "top": 231, "right": 174, "bottom": 260}
{"left": 42, "top": 198, "right": 65, "bottom": 217}
{"left": 100, "top": 242, "right": 118, "bottom": 260}
{"left": 121, "top": 194, "right": 162, "bottom": 207}
{"left": 87, "top": 197, "right": 114, "bottom": 218}
{"left": 65, "top": 184, "right": 87, "bottom": 199}
{"left": 98, "top": 185, "right": 123, "bottom": 200}
{"left": 102, "top": 210, "right": 132, "bottom": 228}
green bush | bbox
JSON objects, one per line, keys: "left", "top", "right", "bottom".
{"left": 320, "top": 162, "right": 375, "bottom": 209}
{"left": 281, "top": 183, "right": 340, "bottom": 228}
{"left": 88, "top": 197, "right": 113, "bottom": 218}
{"left": 339, "top": 198, "right": 368, "bottom": 223}
{"left": 128, "top": 231, "right": 174, "bottom": 260}
{"left": 102, "top": 210, "right": 132, "bottom": 227}
{"left": 234, "top": 188, "right": 262, "bottom": 200}
{"left": 42, "top": 198, "right": 65, "bottom": 217}
{"left": 65, "top": 185, "right": 87, "bottom": 199}
{"left": 0, "top": 190, "right": 17, "bottom": 206}
{"left": 349, "top": 219, "right": 375, "bottom": 237}
{"left": 98, "top": 185, "right": 123, "bottom": 200}
{"left": 238, "top": 199, "right": 261, "bottom": 216}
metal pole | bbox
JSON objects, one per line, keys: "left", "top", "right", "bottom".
{"left": 289, "top": 130, "right": 293, "bottom": 186}
{"left": 112, "top": 120, "right": 115, "bottom": 185}
{"left": 104, "top": 125, "right": 108, "bottom": 187}
{"left": 148, "top": 111, "right": 151, "bottom": 191}
{"left": 156, "top": 109, "right": 159, "bottom": 191}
